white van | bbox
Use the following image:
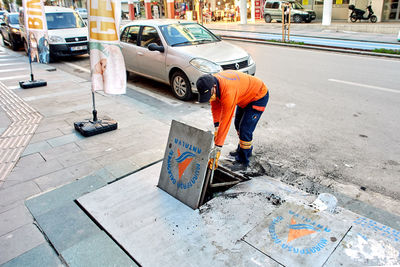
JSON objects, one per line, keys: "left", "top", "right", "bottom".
{"left": 19, "top": 6, "right": 88, "bottom": 60}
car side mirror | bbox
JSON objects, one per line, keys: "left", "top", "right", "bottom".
{"left": 148, "top": 43, "right": 164, "bottom": 53}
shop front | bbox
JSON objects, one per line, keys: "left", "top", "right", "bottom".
{"left": 382, "top": 0, "right": 400, "bottom": 20}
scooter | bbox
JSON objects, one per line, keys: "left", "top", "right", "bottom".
{"left": 348, "top": 4, "right": 377, "bottom": 23}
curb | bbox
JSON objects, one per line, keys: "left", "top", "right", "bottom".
{"left": 221, "top": 36, "right": 400, "bottom": 59}
{"left": 211, "top": 28, "right": 400, "bottom": 44}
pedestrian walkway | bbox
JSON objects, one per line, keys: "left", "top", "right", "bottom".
{"left": 0, "top": 41, "right": 399, "bottom": 266}
{"left": 204, "top": 20, "right": 400, "bottom": 49}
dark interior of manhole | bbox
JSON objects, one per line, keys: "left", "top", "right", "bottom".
{"left": 201, "top": 166, "right": 245, "bottom": 205}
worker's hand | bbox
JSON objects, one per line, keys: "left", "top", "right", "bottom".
{"left": 208, "top": 146, "right": 221, "bottom": 170}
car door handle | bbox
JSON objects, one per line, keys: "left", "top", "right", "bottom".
{"left": 137, "top": 52, "right": 144, "bottom": 56}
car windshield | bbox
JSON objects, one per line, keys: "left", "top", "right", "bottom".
{"left": 46, "top": 12, "right": 85, "bottom": 29}
{"left": 291, "top": 2, "right": 304, "bottom": 9}
{"left": 9, "top": 14, "right": 19, "bottom": 24}
{"left": 160, "top": 23, "right": 219, "bottom": 47}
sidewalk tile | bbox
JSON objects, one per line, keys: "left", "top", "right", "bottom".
{"left": 0, "top": 204, "right": 32, "bottom": 236}
{"left": 35, "top": 121, "right": 70, "bottom": 135}
{"left": 0, "top": 223, "right": 45, "bottom": 265}
{"left": 0, "top": 181, "right": 40, "bottom": 207}
{"left": 39, "top": 142, "right": 81, "bottom": 162}
{"left": 21, "top": 141, "right": 52, "bottom": 157}
{"left": 3, "top": 159, "right": 64, "bottom": 188}
{"left": 34, "top": 202, "right": 101, "bottom": 253}
{"left": 65, "top": 159, "right": 103, "bottom": 179}
{"left": 129, "top": 148, "right": 164, "bottom": 168}
{"left": 62, "top": 232, "right": 137, "bottom": 267}
{"left": 0, "top": 199, "right": 24, "bottom": 214}
{"left": 30, "top": 129, "right": 64, "bottom": 144}
{"left": 47, "top": 133, "right": 85, "bottom": 148}
{"left": 13, "top": 153, "right": 44, "bottom": 168}
{"left": 103, "top": 159, "right": 140, "bottom": 178}
{"left": 34, "top": 168, "right": 75, "bottom": 192}
{"left": 93, "top": 168, "right": 116, "bottom": 184}
{"left": 25, "top": 173, "right": 106, "bottom": 217}
{"left": 0, "top": 243, "right": 63, "bottom": 267}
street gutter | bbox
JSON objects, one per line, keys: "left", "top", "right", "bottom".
{"left": 221, "top": 36, "right": 400, "bottom": 59}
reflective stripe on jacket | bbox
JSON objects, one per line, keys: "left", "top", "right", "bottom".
{"left": 211, "top": 70, "right": 268, "bottom": 147}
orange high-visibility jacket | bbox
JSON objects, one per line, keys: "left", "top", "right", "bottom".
{"left": 211, "top": 70, "right": 268, "bottom": 147}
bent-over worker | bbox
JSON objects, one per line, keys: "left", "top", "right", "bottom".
{"left": 196, "top": 70, "right": 269, "bottom": 171}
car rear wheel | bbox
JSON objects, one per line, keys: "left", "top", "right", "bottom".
{"left": 10, "top": 37, "right": 18, "bottom": 51}
{"left": 264, "top": 14, "right": 272, "bottom": 23}
{"left": 293, "top": 15, "right": 302, "bottom": 23}
{"left": 171, "top": 70, "right": 192, "bottom": 101}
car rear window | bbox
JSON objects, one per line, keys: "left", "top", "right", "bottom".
{"left": 46, "top": 12, "right": 85, "bottom": 29}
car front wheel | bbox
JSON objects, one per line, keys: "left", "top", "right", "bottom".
{"left": 1, "top": 33, "right": 7, "bottom": 46}
{"left": 171, "top": 71, "right": 192, "bottom": 101}
{"left": 293, "top": 15, "right": 302, "bottom": 23}
{"left": 264, "top": 14, "right": 272, "bottom": 23}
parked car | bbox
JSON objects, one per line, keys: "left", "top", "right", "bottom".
{"left": 75, "top": 8, "right": 88, "bottom": 19}
{"left": 19, "top": 6, "right": 88, "bottom": 60}
{"left": 0, "top": 12, "right": 22, "bottom": 50}
{"left": 120, "top": 20, "right": 256, "bottom": 101}
{"left": 263, "top": 0, "right": 316, "bottom": 23}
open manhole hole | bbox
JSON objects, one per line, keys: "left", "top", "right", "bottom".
{"left": 200, "top": 165, "right": 248, "bottom": 205}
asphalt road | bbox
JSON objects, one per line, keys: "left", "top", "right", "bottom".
{"left": 4, "top": 40, "right": 400, "bottom": 217}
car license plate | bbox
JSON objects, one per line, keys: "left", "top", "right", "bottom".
{"left": 71, "top": 45, "right": 87, "bottom": 51}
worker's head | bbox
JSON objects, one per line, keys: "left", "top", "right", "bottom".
{"left": 196, "top": 74, "right": 216, "bottom": 103}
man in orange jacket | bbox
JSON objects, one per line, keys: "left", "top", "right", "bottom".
{"left": 196, "top": 70, "right": 269, "bottom": 171}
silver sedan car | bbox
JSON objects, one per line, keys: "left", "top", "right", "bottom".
{"left": 120, "top": 20, "right": 256, "bottom": 101}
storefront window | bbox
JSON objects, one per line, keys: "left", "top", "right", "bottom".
{"left": 382, "top": 0, "right": 400, "bottom": 20}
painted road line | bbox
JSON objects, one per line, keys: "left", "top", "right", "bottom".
{"left": 7, "top": 86, "right": 20, "bottom": 90}
{"left": 0, "top": 59, "right": 22, "bottom": 62}
{"left": 0, "top": 62, "right": 25, "bottom": 67}
{"left": 62, "top": 61, "right": 91, "bottom": 73}
{"left": 0, "top": 75, "right": 27, "bottom": 81}
{"left": 0, "top": 68, "right": 27, "bottom": 73}
{"left": 328, "top": 79, "right": 399, "bottom": 94}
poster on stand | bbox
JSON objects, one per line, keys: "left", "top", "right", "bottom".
{"left": 88, "top": 0, "right": 126, "bottom": 95}
{"left": 22, "top": 0, "right": 49, "bottom": 64}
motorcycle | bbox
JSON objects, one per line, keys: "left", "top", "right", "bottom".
{"left": 348, "top": 4, "right": 377, "bottom": 23}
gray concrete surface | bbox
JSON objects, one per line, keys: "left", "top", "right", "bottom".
{"left": 77, "top": 162, "right": 400, "bottom": 266}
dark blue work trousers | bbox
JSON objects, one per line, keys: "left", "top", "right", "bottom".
{"left": 234, "top": 91, "right": 269, "bottom": 165}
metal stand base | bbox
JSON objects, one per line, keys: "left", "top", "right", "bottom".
{"left": 74, "top": 117, "right": 117, "bottom": 137}
{"left": 19, "top": 79, "right": 47, "bottom": 89}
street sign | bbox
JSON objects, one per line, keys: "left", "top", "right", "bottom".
{"left": 158, "top": 120, "right": 213, "bottom": 209}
